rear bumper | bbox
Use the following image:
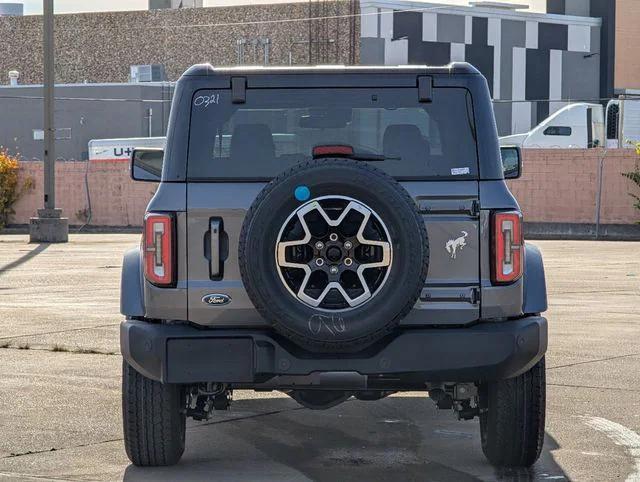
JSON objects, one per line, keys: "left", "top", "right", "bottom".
{"left": 120, "top": 316, "right": 547, "bottom": 385}
{"left": 120, "top": 316, "right": 547, "bottom": 386}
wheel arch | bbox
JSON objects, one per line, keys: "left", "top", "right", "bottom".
{"left": 522, "top": 243, "right": 548, "bottom": 315}
{"left": 120, "top": 247, "right": 145, "bottom": 318}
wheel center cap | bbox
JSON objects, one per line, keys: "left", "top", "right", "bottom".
{"left": 326, "top": 246, "right": 342, "bottom": 263}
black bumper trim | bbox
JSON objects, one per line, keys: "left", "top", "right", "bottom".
{"left": 120, "top": 317, "right": 547, "bottom": 385}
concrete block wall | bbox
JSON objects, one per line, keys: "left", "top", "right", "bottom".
{"left": 13, "top": 161, "right": 157, "bottom": 227}
{"left": 9, "top": 149, "right": 640, "bottom": 228}
{"left": 507, "top": 148, "right": 639, "bottom": 224}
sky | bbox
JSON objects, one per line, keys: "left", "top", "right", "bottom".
{"left": 17, "top": 0, "right": 546, "bottom": 15}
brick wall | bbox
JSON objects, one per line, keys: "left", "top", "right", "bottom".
{"left": 9, "top": 149, "right": 640, "bottom": 227}
{"left": 13, "top": 161, "right": 156, "bottom": 227}
{"left": 507, "top": 149, "right": 639, "bottom": 224}
{"left": 0, "top": 2, "right": 359, "bottom": 85}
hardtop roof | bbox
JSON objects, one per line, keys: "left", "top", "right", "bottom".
{"left": 182, "top": 62, "right": 480, "bottom": 78}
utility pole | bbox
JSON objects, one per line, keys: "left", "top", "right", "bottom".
{"left": 30, "top": 0, "right": 68, "bottom": 243}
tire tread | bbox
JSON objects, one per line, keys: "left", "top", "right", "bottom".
{"left": 122, "top": 361, "right": 186, "bottom": 466}
{"left": 480, "top": 357, "right": 546, "bottom": 467}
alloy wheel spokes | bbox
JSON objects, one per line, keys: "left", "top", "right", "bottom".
{"left": 275, "top": 196, "right": 393, "bottom": 311}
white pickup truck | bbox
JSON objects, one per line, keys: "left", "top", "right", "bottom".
{"left": 500, "top": 97, "right": 640, "bottom": 149}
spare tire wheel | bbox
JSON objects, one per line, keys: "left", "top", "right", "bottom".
{"left": 239, "top": 159, "right": 429, "bottom": 352}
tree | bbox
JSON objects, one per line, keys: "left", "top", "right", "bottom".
{"left": 622, "top": 140, "right": 640, "bottom": 221}
{"left": 0, "top": 149, "right": 34, "bottom": 230}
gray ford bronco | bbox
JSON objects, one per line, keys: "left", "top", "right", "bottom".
{"left": 121, "top": 63, "right": 548, "bottom": 468}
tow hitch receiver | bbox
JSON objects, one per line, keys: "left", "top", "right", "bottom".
{"left": 429, "top": 383, "right": 480, "bottom": 420}
{"left": 186, "top": 383, "right": 232, "bottom": 421}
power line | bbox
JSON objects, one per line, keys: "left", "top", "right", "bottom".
{"left": 2, "top": 4, "right": 449, "bottom": 32}
{"left": 143, "top": 4, "right": 427, "bottom": 30}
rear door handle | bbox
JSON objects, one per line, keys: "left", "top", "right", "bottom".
{"left": 210, "top": 218, "right": 222, "bottom": 278}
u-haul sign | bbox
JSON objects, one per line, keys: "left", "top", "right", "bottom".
{"left": 88, "top": 137, "right": 166, "bottom": 162}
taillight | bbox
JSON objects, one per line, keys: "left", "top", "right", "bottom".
{"left": 143, "top": 212, "right": 175, "bottom": 287}
{"left": 492, "top": 211, "right": 523, "bottom": 284}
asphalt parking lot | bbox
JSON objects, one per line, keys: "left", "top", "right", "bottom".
{"left": 0, "top": 234, "right": 639, "bottom": 481}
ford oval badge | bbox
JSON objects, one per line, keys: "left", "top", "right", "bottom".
{"left": 202, "top": 294, "right": 231, "bottom": 306}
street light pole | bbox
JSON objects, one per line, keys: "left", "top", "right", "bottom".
{"left": 29, "top": 0, "right": 69, "bottom": 243}
{"left": 43, "top": 0, "right": 55, "bottom": 211}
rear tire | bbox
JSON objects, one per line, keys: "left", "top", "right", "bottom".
{"left": 122, "top": 360, "right": 186, "bottom": 467}
{"left": 479, "top": 357, "right": 546, "bottom": 467}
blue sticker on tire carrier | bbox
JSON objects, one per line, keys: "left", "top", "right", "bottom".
{"left": 295, "top": 185, "right": 311, "bottom": 202}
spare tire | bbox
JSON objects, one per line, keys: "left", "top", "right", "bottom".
{"left": 239, "top": 159, "right": 429, "bottom": 352}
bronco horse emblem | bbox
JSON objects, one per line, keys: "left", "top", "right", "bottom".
{"left": 445, "top": 231, "right": 468, "bottom": 259}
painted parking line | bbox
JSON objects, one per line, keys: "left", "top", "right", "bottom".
{"left": 583, "top": 416, "right": 640, "bottom": 482}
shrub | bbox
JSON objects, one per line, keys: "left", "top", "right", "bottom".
{"left": 0, "top": 148, "right": 33, "bottom": 229}
{"left": 622, "top": 140, "right": 640, "bottom": 221}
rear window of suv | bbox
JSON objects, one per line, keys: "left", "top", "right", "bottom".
{"left": 187, "top": 87, "right": 478, "bottom": 180}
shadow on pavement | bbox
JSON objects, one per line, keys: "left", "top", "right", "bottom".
{"left": 122, "top": 395, "right": 568, "bottom": 482}
{"left": 0, "top": 243, "right": 50, "bottom": 276}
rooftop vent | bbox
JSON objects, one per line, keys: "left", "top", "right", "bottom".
{"left": 8, "top": 70, "right": 19, "bottom": 86}
{"left": 130, "top": 64, "right": 167, "bottom": 83}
